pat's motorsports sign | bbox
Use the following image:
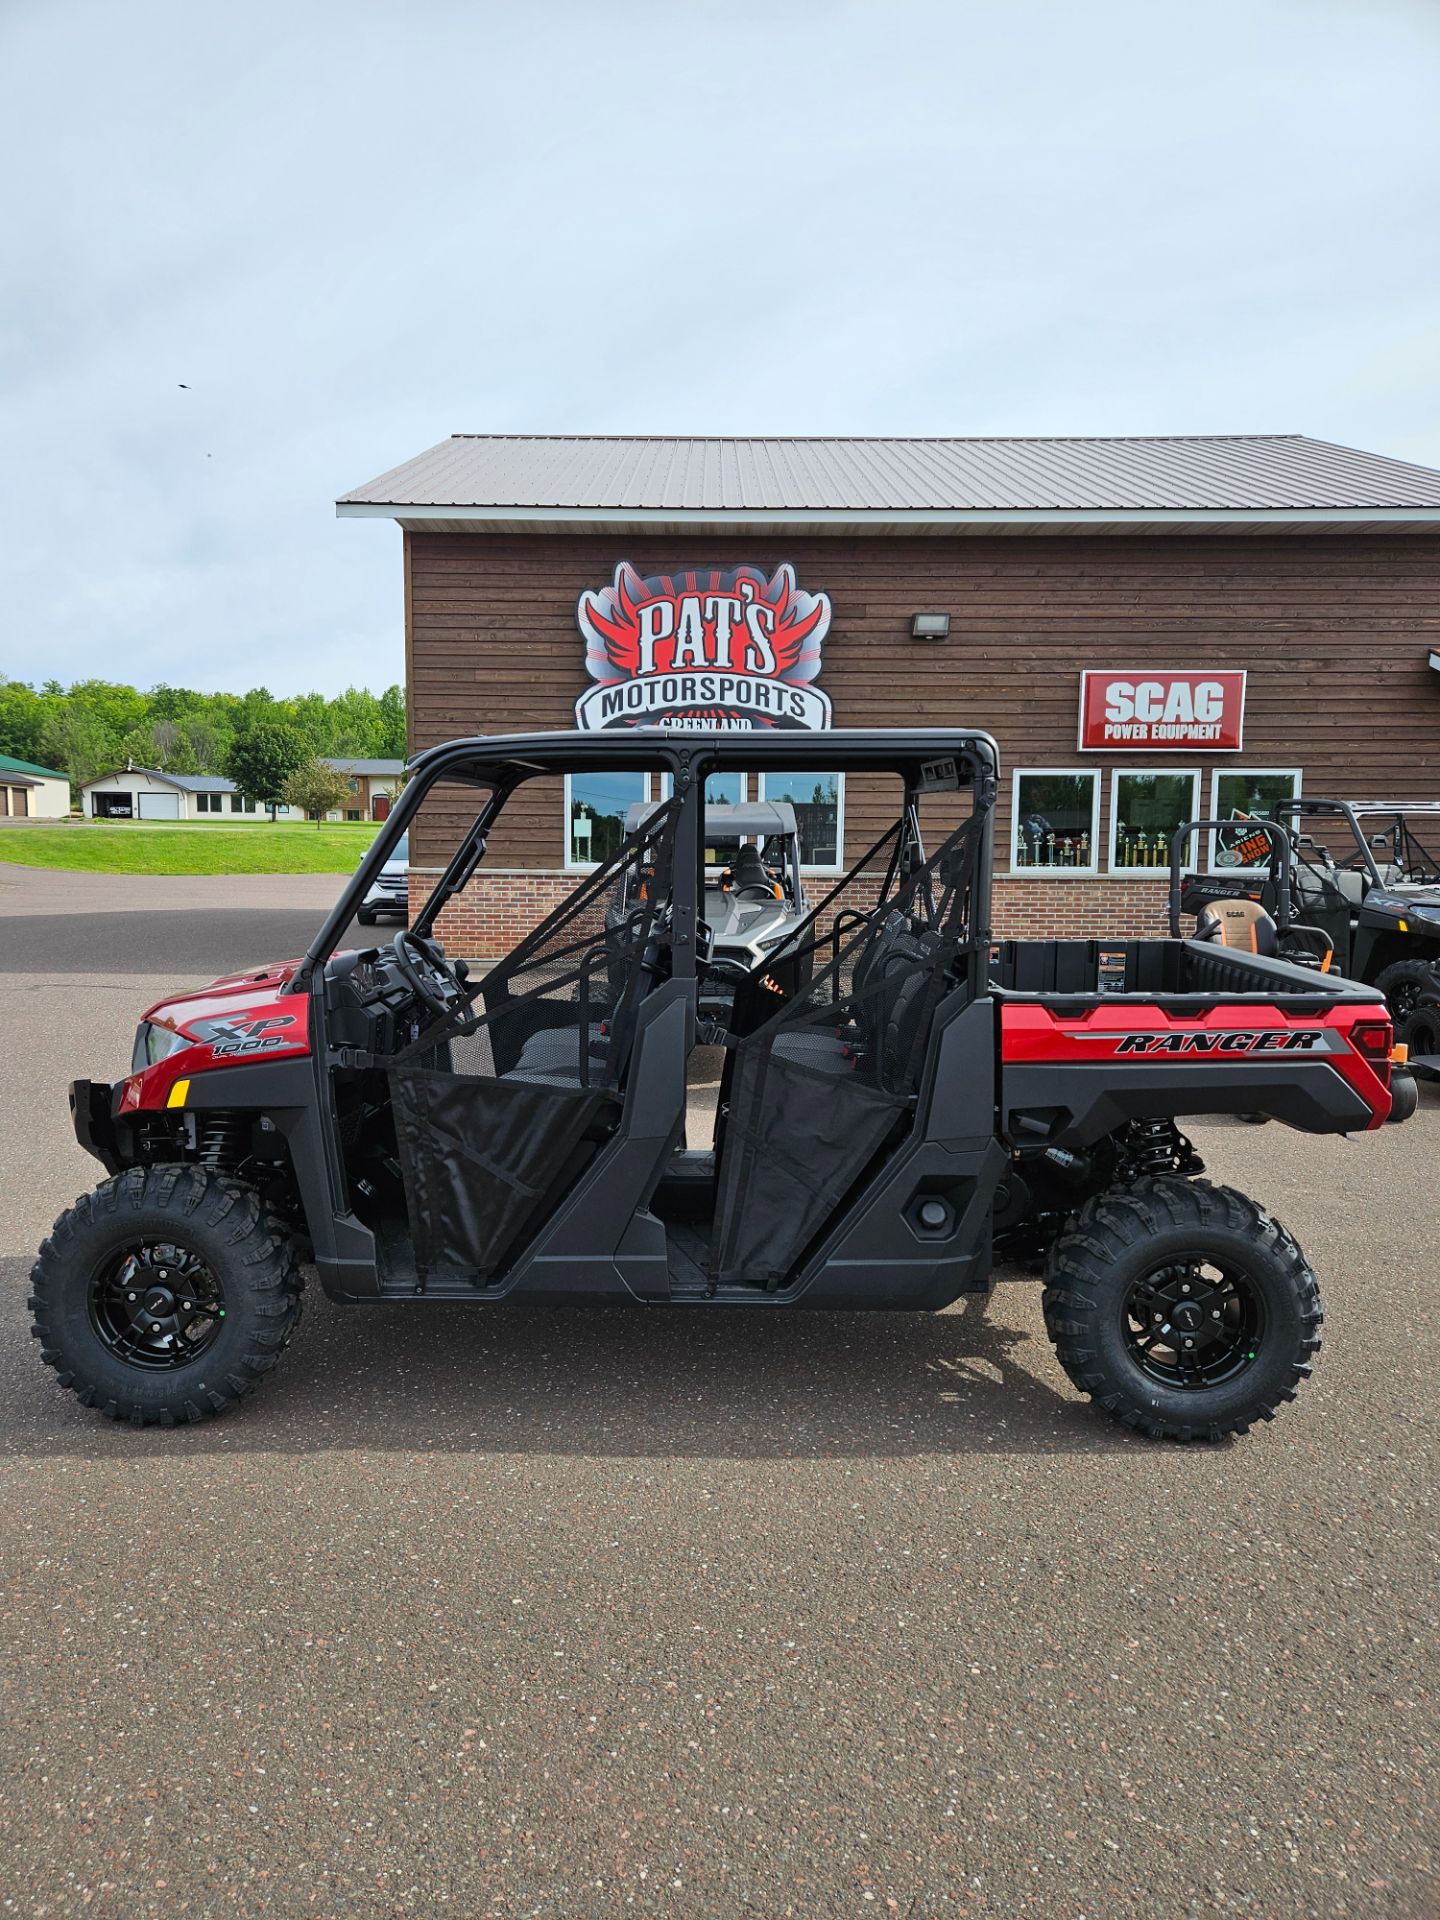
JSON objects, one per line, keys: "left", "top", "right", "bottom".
{"left": 575, "top": 562, "right": 833, "bottom": 732}
{"left": 1079, "top": 670, "right": 1246, "bottom": 750}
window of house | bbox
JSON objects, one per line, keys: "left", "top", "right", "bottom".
{"left": 195, "top": 792, "right": 225, "bottom": 814}
{"left": 565, "top": 770, "right": 653, "bottom": 869}
{"left": 1109, "top": 771, "right": 1201, "bottom": 872}
{"left": 756, "top": 772, "right": 843, "bottom": 870}
{"left": 345, "top": 809, "right": 361, "bottom": 822}
{"left": 1011, "top": 770, "right": 1100, "bottom": 873}
{"left": 1209, "top": 769, "right": 1302, "bottom": 870}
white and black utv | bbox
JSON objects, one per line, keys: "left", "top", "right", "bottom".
{"left": 609, "top": 798, "right": 810, "bottom": 1019}
{"left": 34, "top": 729, "right": 1411, "bottom": 1441}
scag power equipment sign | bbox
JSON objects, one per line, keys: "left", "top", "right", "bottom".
{"left": 575, "top": 562, "right": 833, "bottom": 732}
{"left": 1079, "top": 670, "right": 1246, "bottom": 751}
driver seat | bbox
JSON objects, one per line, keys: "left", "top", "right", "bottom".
{"left": 1195, "top": 897, "right": 1278, "bottom": 956}
{"left": 728, "top": 844, "right": 781, "bottom": 898}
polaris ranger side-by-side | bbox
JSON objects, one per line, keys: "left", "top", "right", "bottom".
{"left": 33, "top": 731, "right": 1414, "bottom": 1442}
{"left": 1177, "top": 797, "right": 1440, "bottom": 1071}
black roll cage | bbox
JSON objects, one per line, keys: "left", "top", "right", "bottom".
{"left": 1269, "top": 797, "right": 1440, "bottom": 887}
{"left": 291, "top": 728, "right": 1001, "bottom": 996}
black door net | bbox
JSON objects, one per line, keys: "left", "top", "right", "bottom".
{"left": 710, "top": 813, "right": 982, "bottom": 1292}
{"left": 388, "top": 798, "right": 680, "bottom": 1285}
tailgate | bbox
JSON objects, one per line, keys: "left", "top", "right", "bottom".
{"left": 999, "top": 988, "right": 1396, "bottom": 1139}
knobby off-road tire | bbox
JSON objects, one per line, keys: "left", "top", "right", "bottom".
{"left": 1375, "top": 960, "right": 1440, "bottom": 1047}
{"left": 29, "top": 1166, "right": 303, "bottom": 1426}
{"left": 1042, "top": 1176, "right": 1322, "bottom": 1443}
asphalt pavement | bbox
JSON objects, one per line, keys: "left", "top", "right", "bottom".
{"left": 1, "top": 870, "right": 1436, "bottom": 1916}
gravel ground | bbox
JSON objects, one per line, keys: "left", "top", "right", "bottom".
{"left": 1, "top": 880, "right": 1436, "bottom": 1916}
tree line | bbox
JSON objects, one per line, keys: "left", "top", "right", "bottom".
{"left": 0, "top": 677, "right": 407, "bottom": 805}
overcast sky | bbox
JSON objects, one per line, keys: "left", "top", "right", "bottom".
{"left": 2, "top": 0, "right": 1438, "bottom": 697}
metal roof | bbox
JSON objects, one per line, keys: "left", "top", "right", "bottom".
{"left": 323, "top": 757, "right": 404, "bottom": 776}
{"left": 0, "top": 752, "right": 65, "bottom": 779}
{"left": 625, "top": 799, "right": 798, "bottom": 836}
{"left": 337, "top": 434, "right": 1440, "bottom": 536}
{"left": 85, "top": 767, "right": 238, "bottom": 793}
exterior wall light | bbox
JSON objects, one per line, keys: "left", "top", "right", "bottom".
{"left": 911, "top": 612, "right": 951, "bottom": 640}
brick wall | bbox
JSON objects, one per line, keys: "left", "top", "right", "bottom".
{"left": 995, "top": 877, "right": 1171, "bottom": 940}
{"left": 413, "top": 869, "right": 1172, "bottom": 958}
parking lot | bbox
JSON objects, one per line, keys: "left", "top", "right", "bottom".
{"left": 1, "top": 862, "right": 1435, "bottom": 1917}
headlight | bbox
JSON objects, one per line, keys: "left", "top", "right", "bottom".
{"left": 131, "top": 1023, "right": 194, "bottom": 1073}
{"left": 756, "top": 932, "right": 793, "bottom": 953}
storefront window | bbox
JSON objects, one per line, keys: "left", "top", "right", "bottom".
{"left": 1011, "top": 770, "right": 1099, "bottom": 872}
{"left": 758, "top": 772, "right": 843, "bottom": 870}
{"left": 704, "top": 772, "right": 747, "bottom": 806}
{"left": 1210, "top": 769, "right": 1301, "bottom": 869}
{"left": 566, "top": 770, "right": 649, "bottom": 868}
{"left": 1110, "top": 771, "right": 1200, "bottom": 872}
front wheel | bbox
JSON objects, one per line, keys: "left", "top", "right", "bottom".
{"left": 29, "top": 1167, "right": 303, "bottom": 1425}
{"left": 1042, "top": 1176, "right": 1321, "bottom": 1442}
{"left": 1375, "top": 960, "right": 1440, "bottom": 1049}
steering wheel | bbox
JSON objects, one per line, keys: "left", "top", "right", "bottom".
{"left": 390, "top": 929, "right": 479, "bottom": 1035}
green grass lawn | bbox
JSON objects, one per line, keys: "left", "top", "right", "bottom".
{"left": 0, "top": 820, "right": 381, "bottom": 875}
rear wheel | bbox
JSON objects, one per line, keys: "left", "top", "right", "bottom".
{"left": 29, "top": 1167, "right": 303, "bottom": 1425}
{"left": 1042, "top": 1176, "right": 1321, "bottom": 1442}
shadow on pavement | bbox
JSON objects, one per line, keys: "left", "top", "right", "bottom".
{"left": 0, "top": 1271, "right": 1143, "bottom": 1460}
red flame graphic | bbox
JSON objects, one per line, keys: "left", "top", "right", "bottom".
{"left": 578, "top": 563, "right": 830, "bottom": 688}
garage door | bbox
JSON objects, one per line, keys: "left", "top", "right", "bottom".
{"left": 137, "top": 792, "right": 181, "bottom": 820}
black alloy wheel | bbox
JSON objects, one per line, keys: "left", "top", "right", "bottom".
{"left": 1121, "top": 1257, "right": 1266, "bottom": 1391}
{"left": 88, "top": 1239, "right": 227, "bottom": 1371}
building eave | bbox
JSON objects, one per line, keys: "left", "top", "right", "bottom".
{"left": 336, "top": 501, "right": 1440, "bottom": 537}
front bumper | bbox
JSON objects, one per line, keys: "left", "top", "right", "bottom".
{"left": 362, "top": 886, "right": 409, "bottom": 918}
{"left": 71, "top": 1078, "right": 122, "bottom": 1171}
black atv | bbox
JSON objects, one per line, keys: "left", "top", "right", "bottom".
{"left": 32, "top": 730, "right": 1412, "bottom": 1442}
{"left": 1175, "top": 799, "right": 1440, "bottom": 1076}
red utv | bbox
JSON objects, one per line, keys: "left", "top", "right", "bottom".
{"left": 32, "top": 730, "right": 1412, "bottom": 1441}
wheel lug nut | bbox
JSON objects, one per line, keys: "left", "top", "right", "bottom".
{"left": 127, "top": 1292, "right": 136, "bottom": 1302}
{"left": 1181, "top": 1283, "right": 1190, "bottom": 1293}
{"left": 1211, "top": 1309, "right": 1220, "bottom": 1320}
{"left": 1184, "top": 1338, "right": 1195, "bottom": 1348}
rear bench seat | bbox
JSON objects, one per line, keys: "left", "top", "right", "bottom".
{"left": 770, "top": 911, "right": 942, "bottom": 1081}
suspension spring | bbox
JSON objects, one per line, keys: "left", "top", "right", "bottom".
{"left": 197, "top": 1112, "right": 250, "bottom": 1173}
{"left": 1129, "top": 1117, "right": 1182, "bottom": 1176}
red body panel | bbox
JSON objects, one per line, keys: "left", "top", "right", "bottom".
{"left": 119, "top": 962, "right": 313, "bottom": 1114}
{"left": 1000, "top": 999, "right": 1393, "bottom": 1127}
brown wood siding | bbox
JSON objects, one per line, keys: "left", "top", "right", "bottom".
{"left": 405, "top": 532, "right": 1440, "bottom": 872}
